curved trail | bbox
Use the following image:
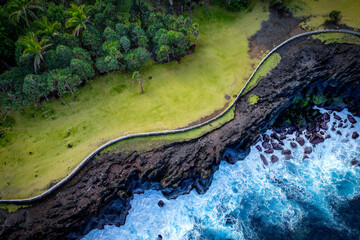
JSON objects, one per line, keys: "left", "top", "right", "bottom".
{"left": 1, "top": 29, "right": 359, "bottom": 204}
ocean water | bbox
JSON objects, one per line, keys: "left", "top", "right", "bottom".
{"left": 82, "top": 108, "right": 360, "bottom": 240}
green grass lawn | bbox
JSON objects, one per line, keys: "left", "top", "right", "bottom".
{"left": 0, "top": 2, "right": 269, "bottom": 199}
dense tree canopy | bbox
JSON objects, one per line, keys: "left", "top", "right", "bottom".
{"left": 0, "top": 0, "right": 201, "bottom": 117}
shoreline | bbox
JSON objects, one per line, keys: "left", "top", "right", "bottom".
{"left": 1, "top": 31, "right": 359, "bottom": 239}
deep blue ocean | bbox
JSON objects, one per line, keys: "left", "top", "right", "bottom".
{"left": 83, "top": 108, "right": 360, "bottom": 240}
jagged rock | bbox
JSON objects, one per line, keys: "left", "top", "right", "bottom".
{"left": 304, "top": 147, "right": 312, "bottom": 154}
{"left": 272, "top": 142, "right": 284, "bottom": 151}
{"left": 352, "top": 132, "right": 359, "bottom": 139}
{"left": 271, "top": 155, "right": 279, "bottom": 163}
{"left": 296, "top": 137, "right": 305, "bottom": 146}
{"left": 260, "top": 154, "right": 268, "bottom": 166}
{"left": 336, "top": 130, "right": 342, "bottom": 136}
{"left": 347, "top": 114, "right": 357, "bottom": 124}
{"left": 256, "top": 145, "right": 262, "bottom": 152}
{"left": 290, "top": 142, "right": 297, "bottom": 148}
{"left": 262, "top": 141, "right": 271, "bottom": 149}
{"left": 158, "top": 200, "right": 165, "bottom": 208}
{"left": 265, "top": 148, "right": 274, "bottom": 154}
{"left": 334, "top": 113, "right": 341, "bottom": 121}
{"left": 310, "top": 133, "right": 324, "bottom": 145}
{"left": 282, "top": 149, "right": 291, "bottom": 155}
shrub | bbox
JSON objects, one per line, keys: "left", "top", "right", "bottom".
{"left": 70, "top": 59, "right": 95, "bottom": 81}
{"left": 157, "top": 45, "right": 170, "bottom": 62}
{"left": 48, "top": 68, "right": 82, "bottom": 96}
{"left": 329, "top": 10, "right": 342, "bottom": 23}
{"left": 52, "top": 33, "right": 80, "bottom": 48}
{"left": 115, "top": 23, "right": 128, "bottom": 37}
{"left": 124, "top": 47, "right": 150, "bottom": 72}
{"left": 45, "top": 45, "right": 73, "bottom": 70}
{"left": 72, "top": 47, "right": 92, "bottom": 64}
{"left": 103, "top": 27, "right": 120, "bottom": 41}
{"left": 213, "top": 0, "right": 248, "bottom": 11}
{"left": 120, "top": 36, "right": 131, "bottom": 53}
{"left": 95, "top": 56, "right": 120, "bottom": 73}
{"left": 82, "top": 26, "right": 103, "bottom": 54}
{"left": 138, "top": 36, "right": 149, "bottom": 48}
{"left": 23, "top": 73, "right": 53, "bottom": 102}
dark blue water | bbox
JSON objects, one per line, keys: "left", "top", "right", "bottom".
{"left": 83, "top": 108, "right": 360, "bottom": 240}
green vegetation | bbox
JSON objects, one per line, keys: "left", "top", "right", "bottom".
{"left": 242, "top": 53, "right": 281, "bottom": 95}
{"left": 0, "top": 203, "right": 29, "bottom": 213}
{"left": 248, "top": 94, "right": 259, "bottom": 105}
{"left": 286, "top": 0, "right": 360, "bottom": 30}
{"left": 312, "top": 32, "right": 360, "bottom": 45}
{"left": 0, "top": 2, "right": 269, "bottom": 199}
{"left": 103, "top": 105, "right": 235, "bottom": 154}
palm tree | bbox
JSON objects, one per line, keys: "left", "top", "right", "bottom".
{"left": 132, "top": 71, "right": 144, "bottom": 94}
{"left": 65, "top": 4, "right": 90, "bottom": 37}
{"left": 18, "top": 32, "right": 51, "bottom": 73}
{"left": 7, "top": 0, "right": 44, "bottom": 27}
{"left": 35, "top": 16, "right": 61, "bottom": 38}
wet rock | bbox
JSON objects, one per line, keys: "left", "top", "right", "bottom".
{"left": 262, "top": 141, "right": 271, "bottom": 149}
{"left": 271, "top": 155, "right": 279, "bottom": 163}
{"left": 285, "top": 155, "right": 292, "bottom": 160}
{"left": 304, "top": 147, "right": 312, "bottom": 155}
{"left": 352, "top": 132, "right": 359, "bottom": 139}
{"left": 260, "top": 154, "right": 268, "bottom": 166}
{"left": 263, "top": 134, "right": 270, "bottom": 142}
{"left": 158, "top": 235, "right": 163, "bottom": 239}
{"left": 325, "top": 134, "right": 331, "bottom": 139}
{"left": 320, "top": 131, "right": 324, "bottom": 135}
{"left": 334, "top": 113, "right": 341, "bottom": 120}
{"left": 344, "top": 119, "right": 347, "bottom": 123}
{"left": 158, "top": 200, "right": 165, "bottom": 208}
{"left": 323, "top": 112, "right": 330, "bottom": 120}
{"left": 336, "top": 130, "right": 342, "bottom": 136}
{"left": 351, "top": 159, "right": 358, "bottom": 166}
{"left": 320, "top": 122, "right": 328, "bottom": 130}
{"left": 265, "top": 148, "right": 274, "bottom": 154}
{"left": 351, "top": 125, "right": 355, "bottom": 128}
{"left": 279, "top": 134, "right": 286, "bottom": 140}
{"left": 304, "top": 132, "right": 311, "bottom": 140}
{"left": 256, "top": 145, "right": 262, "bottom": 152}
{"left": 338, "top": 123, "right": 343, "bottom": 128}
{"left": 331, "top": 126, "right": 335, "bottom": 131}
{"left": 303, "top": 155, "right": 309, "bottom": 160}
{"left": 282, "top": 149, "right": 291, "bottom": 155}
{"left": 290, "top": 142, "right": 297, "bottom": 148}
{"left": 310, "top": 133, "right": 324, "bottom": 145}
{"left": 347, "top": 114, "right": 357, "bottom": 124}
{"left": 270, "top": 133, "right": 280, "bottom": 141}
{"left": 272, "top": 142, "right": 284, "bottom": 151}
{"left": 296, "top": 137, "right": 305, "bottom": 146}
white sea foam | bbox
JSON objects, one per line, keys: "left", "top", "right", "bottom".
{"left": 82, "top": 108, "right": 360, "bottom": 240}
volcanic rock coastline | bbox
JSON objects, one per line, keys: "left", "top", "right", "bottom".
{"left": 1, "top": 37, "right": 360, "bottom": 239}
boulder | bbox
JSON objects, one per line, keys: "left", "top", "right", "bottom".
{"left": 158, "top": 200, "right": 165, "bottom": 208}
{"left": 282, "top": 149, "right": 291, "bottom": 155}
{"left": 352, "top": 132, "right": 359, "bottom": 139}
{"left": 272, "top": 142, "right": 284, "bottom": 151}
{"left": 265, "top": 148, "right": 274, "bottom": 154}
{"left": 271, "top": 155, "right": 279, "bottom": 163}
{"left": 347, "top": 114, "right": 357, "bottom": 124}
{"left": 260, "top": 154, "right": 268, "bottom": 166}
{"left": 310, "top": 133, "right": 325, "bottom": 145}
{"left": 262, "top": 141, "right": 271, "bottom": 149}
{"left": 256, "top": 145, "right": 262, "bottom": 152}
{"left": 296, "top": 137, "right": 305, "bottom": 146}
{"left": 334, "top": 113, "right": 341, "bottom": 121}
{"left": 304, "top": 147, "right": 312, "bottom": 154}
{"left": 290, "top": 142, "right": 297, "bottom": 148}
